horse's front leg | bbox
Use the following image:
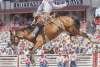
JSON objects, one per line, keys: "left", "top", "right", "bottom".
{"left": 34, "top": 34, "right": 44, "bottom": 49}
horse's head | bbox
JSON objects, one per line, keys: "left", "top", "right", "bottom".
{"left": 10, "top": 24, "right": 36, "bottom": 44}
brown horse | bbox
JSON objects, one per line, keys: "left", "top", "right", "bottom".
{"left": 10, "top": 15, "right": 90, "bottom": 49}
{"left": 10, "top": 15, "right": 91, "bottom": 65}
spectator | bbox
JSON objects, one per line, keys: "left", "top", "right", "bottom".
{"left": 6, "top": 47, "right": 14, "bottom": 55}
{"left": 38, "top": 54, "right": 48, "bottom": 67}
{"left": 59, "top": 45, "right": 64, "bottom": 53}
{"left": 51, "top": 38, "right": 60, "bottom": 54}
{"left": 1, "top": 48, "right": 6, "bottom": 55}
{"left": 24, "top": 54, "right": 31, "bottom": 67}
{"left": 62, "top": 54, "right": 69, "bottom": 67}
{"left": 69, "top": 50, "right": 77, "bottom": 67}
{"left": 56, "top": 53, "right": 63, "bottom": 67}
{"left": 86, "top": 43, "right": 93, "bottom": 54}
{"left": 37, "top": 46, "right": 45, "bottom": 55}
{"left": 18, "top": 39, "right": 26, "bottom": 55}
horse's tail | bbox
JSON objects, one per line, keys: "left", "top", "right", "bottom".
{"left": 79, "top": 32, "right": 92, "bottom": 42}
{"left": 70, "top": 16, "right": 80, "bottom": 30}
{"left": 74, "top": 18, "right": 80, "bottom": 29}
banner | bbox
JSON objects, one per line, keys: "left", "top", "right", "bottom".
{"left": 95, "top": 18, "right": 100, "bottom": 25}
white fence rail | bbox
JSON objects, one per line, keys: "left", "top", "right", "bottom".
{"left": 0, "top": 54, "right": 93, "bottom": 67}
{"left": 19, "top": 54, "right": 93, "bottom": 67}
{"left": 0, "top": 56, "right": 18, "bottom": 67}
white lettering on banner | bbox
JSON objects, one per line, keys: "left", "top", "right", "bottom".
{"left": 14, "top": 0, "right": 82, "bottom": 8}
{"left": 67, "top": 0, "right": 81, "bottom": 5}
{"left": 14, "top": 1, "right": 41, "bottom": 8}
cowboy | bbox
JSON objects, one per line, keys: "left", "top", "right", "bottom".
{"left": 32, "top": 0, "right": 67, "bottom": 38}
{"left": 36, "top": 0, "right": 67, "bottom": 19}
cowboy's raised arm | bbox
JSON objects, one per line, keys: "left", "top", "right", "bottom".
{"left": 36, "top": 3, "right": 44, "bottom": 16}
{"left": 52, "top": 1, "right": 67, "bottom": 9}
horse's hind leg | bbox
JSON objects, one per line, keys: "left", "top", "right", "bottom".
{"left": 35, "top": 34, "right": 44, "bottom": 49}
{"left": 69, "top": 35, "right": 77, "bottom": 44}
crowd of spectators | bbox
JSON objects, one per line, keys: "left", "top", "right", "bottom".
{"left": 0, "top": 31, "right": 12, "bottom": 55}
{"left": 0, "top": 17, "right": 100, "bottom": 67}
{"left": 0, "top": 29, "right": 34, "bottom": 55}
{"left": 0, "top": 21, "right": 99, "bottom": 67}
{"left": 0, "top": 28, "right": 99, "bottom": 56}
{"left": 34, "top": 30, "right": 99, "bottom": 67}
{"left": 41, "top": 32, "right": 97, "bottom": 55}
{"left": 0, "top": 16, "right": 33, "bottom": 32}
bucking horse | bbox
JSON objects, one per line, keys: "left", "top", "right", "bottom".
{"left": 10, "top": 15, "right": 91, "bottom": 65}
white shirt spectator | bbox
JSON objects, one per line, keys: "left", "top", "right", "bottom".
{"left": 70, "top": 52, "right": 77, "bottom": 61}
{"left": 86, "top": 47, "right": 93, "bottom": 54}
{"left": 62, "top": 55, "right": 69, "bottom": 64}
{"left": 56, "top": 54, "right": 63, "bottom": 63}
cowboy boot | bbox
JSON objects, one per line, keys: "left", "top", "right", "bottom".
{"left": 32, "top": 26, "right": 39, "bottom": 38}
